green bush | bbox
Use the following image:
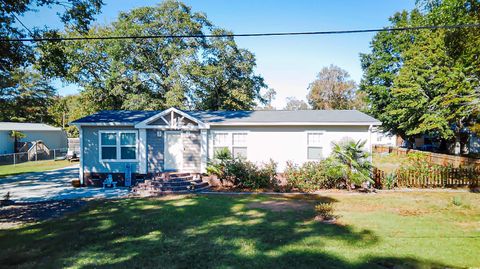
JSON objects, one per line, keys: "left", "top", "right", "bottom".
{"left": 315, "top": 202, "right": 335, "bottom": 220}
{"left": 225, "top": 159, "right": 277, "bottom": 189}
{"left": 284, "top": 159, "right": 344, "bottom": 192}
{"left": 207, "top": 150, "right": 277, "bottom": 189}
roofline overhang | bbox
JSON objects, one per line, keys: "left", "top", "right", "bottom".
{"left": 70, "top": 122, "right": 135, "bottom": 127}
{"left": 208, "top": 121, "right": 382, "bottom": 126}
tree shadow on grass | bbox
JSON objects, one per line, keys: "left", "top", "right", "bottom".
{"left": 0, "top": 194, "right": 452, "bottom": 269}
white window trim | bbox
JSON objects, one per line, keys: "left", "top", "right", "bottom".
{"left": 306, "top": 131, "right": 325, "bottom": 161}
{"left": 99, "top": 130, "right": 139, "bottom": 162}
{"left": 212, "top": 131, "right": 249, "bottom": 158}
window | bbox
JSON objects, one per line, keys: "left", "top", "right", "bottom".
{"left": 307, "top": 132, "right": 324, "bottom": 160}
{"left": 100, "top": 131, "right": 138, "bottom": 161}
{"left": 213, "top": 132, "right": 229, "bottom": 155}
{"left": 212, "top": 132, "right": 248, "bottom": 158}
{"left": 232, "top": 133, "right": 247, "bottom": 158}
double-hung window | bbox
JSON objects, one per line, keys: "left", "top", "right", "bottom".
{"left": 100, "top": 131, "right": 138, "bottom": 161}
{"left": 212, "top": 132, "right": 248, "bottom": 158}
{"left": 232, "top": 133, "right": 247, "bottom": 158}
{"left": 213, "top": 132, "right": 229, "bottom": 155}
{"left": 307, "top": 132, "right": 324, "bottom": 160}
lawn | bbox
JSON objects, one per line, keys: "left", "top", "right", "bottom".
{"left": 373, "top": 152, "right": 408, "bottom": 173}
{"left": 0, "top": 160, "right": 72, "bottom": 177}
{"left": 0, "top": 192, "right": 479, "bottom": 268}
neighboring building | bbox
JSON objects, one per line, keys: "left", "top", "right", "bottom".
{"left": 71, "top": 108, "right": 381, "bottom": 186}
{"left": 371, "top": 127, "right": 398, "bottom": 146}
{"left": 0, "top": 122, "right": 68, "bottom": 154}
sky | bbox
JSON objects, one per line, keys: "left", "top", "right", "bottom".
{"left": 20, "top": 0, "right": 416, "bottom": 108}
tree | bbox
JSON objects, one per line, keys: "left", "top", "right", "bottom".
{"left": 49, "top": 94, "right": 93, "bottom": 137}
{"left": 43, "top": 1, "right": 267, "bottom": 112}
{"left": 1, "top": 0, "right": 103, "bottom": 115}
{"left": 255, "top": 88, "right": 276, "bottom": 110}
{"left": 284, "top": 97, "right": 309, "bottom": 110}
{"left": 330, "top": 140, "right": 372, "bottom": 190}
{"left": 359, "top": 11, "right": 418, "bottom": 143}
{"left": 307, "top": 65, "right": 365, "bottom": 110}
{"left": 10, "top": 131, "right": 26, "bottom": 153}
{"left": 360, "top": 1, "right": 480, "bottom": 154}
{"left": 0, "top": 69, "right": 56, "bottom": 123}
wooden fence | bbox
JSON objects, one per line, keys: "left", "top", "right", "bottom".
{"left": 373, "top": 145, "right": 480, "bottom": 168}
{"left": 373, "top": 167, "right": 480, "bottom": 188}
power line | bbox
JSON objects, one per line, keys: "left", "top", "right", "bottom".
{"left": 12, "top": 13, "right": 34, "bottom": 37}
{"left": 1, "top": 23, "right": 480, "bottom": 42}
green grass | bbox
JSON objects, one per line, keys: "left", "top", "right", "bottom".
{"left": 0, "top": 193, "right": 479, "bottom": 268}
{"left": 373, "top": 153, "right": 409, "bottom": 173}
{"left": 0, "top": 160, "right": 72, "bottom": 177}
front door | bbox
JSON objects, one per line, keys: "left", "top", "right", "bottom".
{"left": 164, "top": 132, "right": 183, "bottom": 171}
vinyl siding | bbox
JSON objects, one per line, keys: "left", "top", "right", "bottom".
{"left": 182, "top": 131, "right": 201, "bottom": 172}
{"left": 82, "top": 126, "right": 138, "bottom": 173}
{"left": 147, "top": 129, "right": 164, "bottom": 173}
{"left": 208, "top": 125, "right": 372, "bottom": 171}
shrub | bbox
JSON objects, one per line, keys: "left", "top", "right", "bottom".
{"left": 206, "top": 148, "right": 233, "bottom": 179}
{"left": 315, "top": 202, "right": 335, "bottom": 220}
{"left": 452, "top": 196, "right": 462, "bottom": 207}
{"left": 225, "top": 159, "right": 277, "bottom": 189}
{"left": 284, "top": 159, "right": 343, "bottom": 192}
{"left": 330, "top": 139, "right": 373, "bottom": 189}
{"left": 382, "top": 173, "right": 397, "bottom": 190}
{"left": 207, "top": 150, "right": 278, "bottom": 189}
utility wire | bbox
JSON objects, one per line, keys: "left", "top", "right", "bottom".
{"left": 1, "top": 23, "right": 480, "bottom": 42}
{"left": 12, "top": 13, "right": 34, "bottom": 37}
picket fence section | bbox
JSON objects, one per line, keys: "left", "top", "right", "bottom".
{"left": 373, "top": 167, "right": 480, "bottom": 188}
{"left": 373, "top": 145, "right": 480, "bottom": 168}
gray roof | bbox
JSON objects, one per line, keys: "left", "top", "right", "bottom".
{"left": 188, "top": 110, "right": 380, "bottom": 124}
{"left": 0, "top": 122, "right": 62, "bottom": 131}
{"left": 71, "top": 110, "right": 161, "bottom": 124}
{"left": 72, "top": 109, "right": 380, "bottom": 126}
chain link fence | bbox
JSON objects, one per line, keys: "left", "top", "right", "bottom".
{"left": 0, "top": 148, "right": 68, "bottom": 166}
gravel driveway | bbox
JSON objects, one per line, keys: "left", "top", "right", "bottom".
{"left": 0, "top": 165, "right": 129, "bottom": 202}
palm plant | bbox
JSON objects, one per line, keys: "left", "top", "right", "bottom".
{"left": 331, "top": 139, "right": 373, "bottom": 190}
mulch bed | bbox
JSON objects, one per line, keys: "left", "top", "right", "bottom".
{"left": 0, "top": 199, "right": 87, "bottom": 229}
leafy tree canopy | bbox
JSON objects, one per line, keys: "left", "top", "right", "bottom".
{"left": 1, "top": 0, "right": 103, "bottom": 122}
{"left": 307, "top": 65, "right": 365, "bottom": 110}
{"left": 360, "top": 0, "right": 480, "bottom": 153}
{"left": 41, "top": 1, "right": 267, "bottom": 111}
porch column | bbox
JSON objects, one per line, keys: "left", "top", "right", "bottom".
{"left": 139, "top": 128, "right": 147, "bottom": 174}
{"left": 200, "top": 129, "right": 208, "bottom": 173}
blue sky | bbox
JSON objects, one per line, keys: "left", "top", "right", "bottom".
{"left": 21, "top": 0, "right": 415, "bottom": 108}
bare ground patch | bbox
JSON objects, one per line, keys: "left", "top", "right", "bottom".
{"left": 0, "top": 199, "right": 86, "bottom": 229}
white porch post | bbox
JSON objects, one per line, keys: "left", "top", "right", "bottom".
{"left": 200, "top": 129, "right": 208, "bottom": 173}
{"left": 139, "top": 128, "right": 147, "bottom": 174}
{"left": 79, "top": 127, "right": 84, "bottom": 184}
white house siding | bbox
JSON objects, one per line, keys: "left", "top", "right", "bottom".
{"left": 208, "top": 125, "right": 372, "bottom": 171}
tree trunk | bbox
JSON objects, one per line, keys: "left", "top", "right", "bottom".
{"left": 13, "top": 137, "right": 17, "bottom": 153}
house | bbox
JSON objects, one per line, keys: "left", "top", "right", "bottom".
{"left": 0, "top": 122, "right": 68, "bottom": 154}
{"left": 71, "top": 107, "right": 381, "bottom": 186}
{"left": 371, "top": 127, "right": 398, "bottom": 146}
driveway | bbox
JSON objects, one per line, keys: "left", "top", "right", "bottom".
{"left": 0, "top": 165, "right": 130, "bottom": 202}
